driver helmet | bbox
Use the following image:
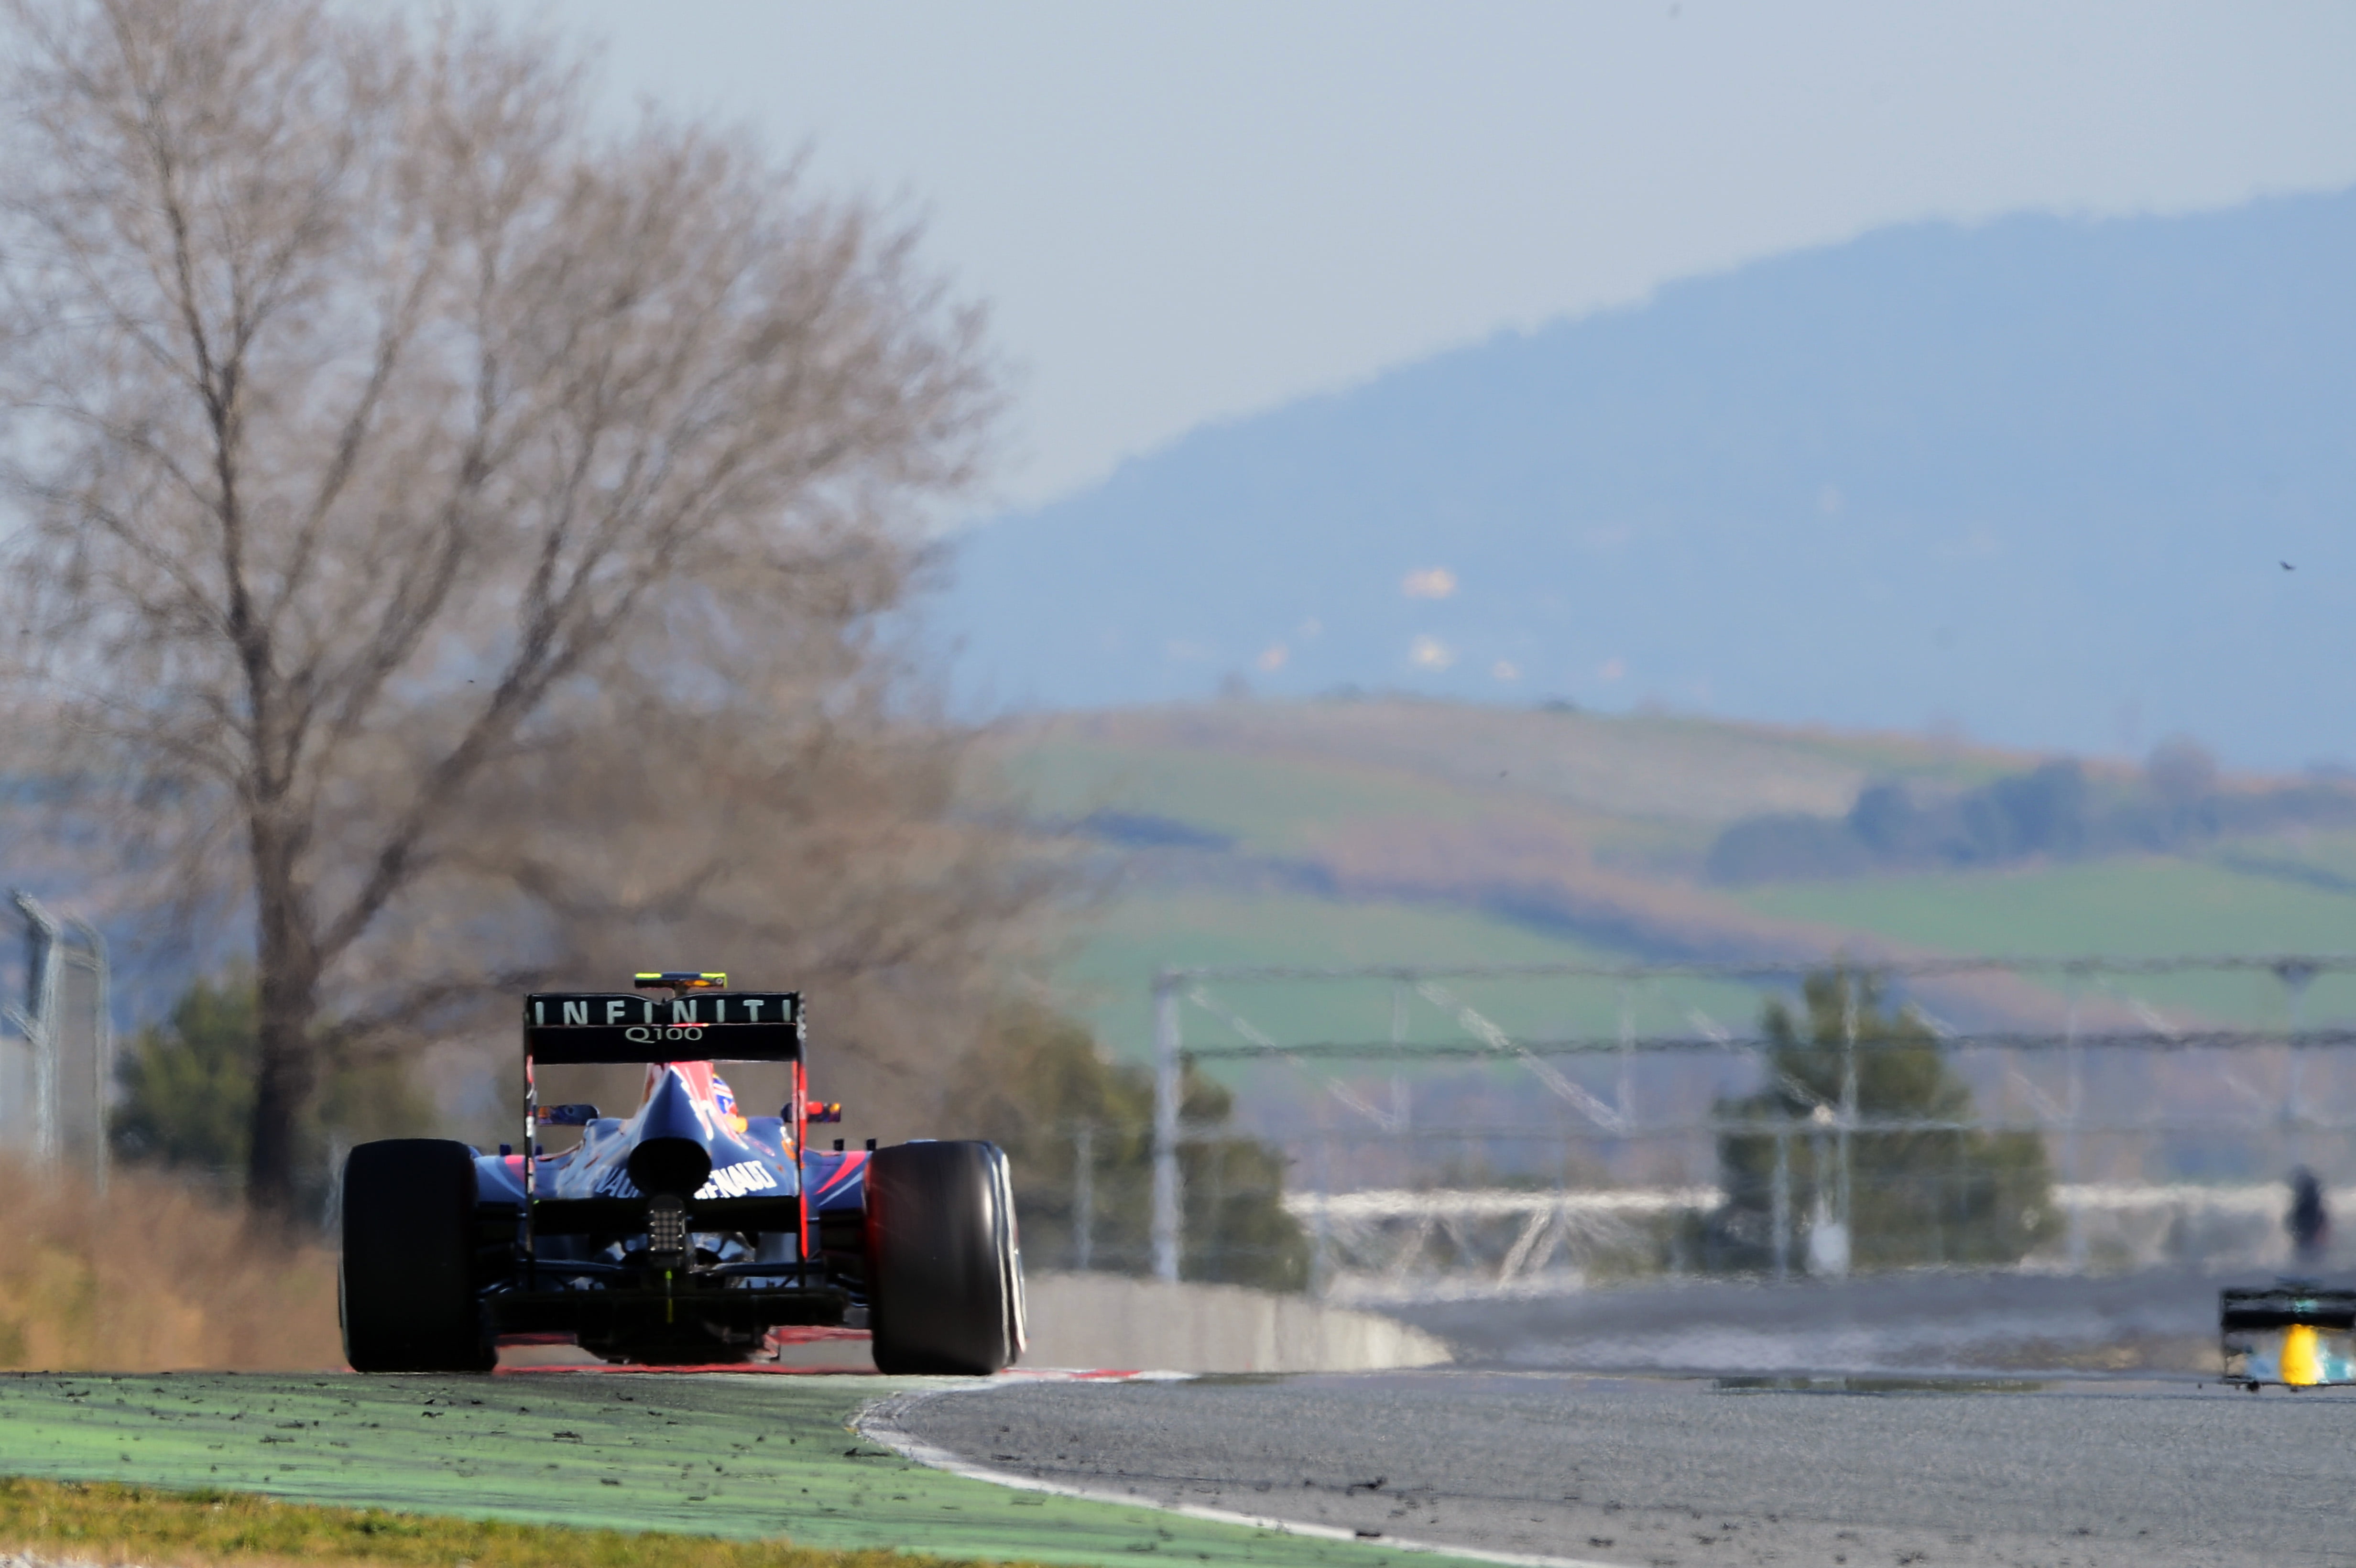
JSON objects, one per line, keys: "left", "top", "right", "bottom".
{"left": 710, "top": 1073, "right": 749, "bottom": 1134}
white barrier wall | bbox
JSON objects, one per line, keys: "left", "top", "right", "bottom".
{"left": 1020, "top": 1272, "right": 1452, "bottom": 1373}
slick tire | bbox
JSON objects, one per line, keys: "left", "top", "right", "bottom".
{"left": 865, "top": 1140, "right": 1024, "bottom": 1375}
{"left": 986, "top": 1142, "right": 1029, "bottom": 1362}
{"left": 340, "top": 1139, "right": 494, "bottom": 1373}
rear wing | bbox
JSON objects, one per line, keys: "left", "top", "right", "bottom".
{"left": 2221, "top": 1284, "right": 2356, "bottom": 1331}
{"left": 517, "top": 987, "right": 811, "bottom": 1276}
{"left": 523, "top": 991, "right": 805, "bottom": 1064}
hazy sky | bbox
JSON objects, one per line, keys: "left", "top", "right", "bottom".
{"left": 543, "top": 1, "right": 2356, "bottom": 509}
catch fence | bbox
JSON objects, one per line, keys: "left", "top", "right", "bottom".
{"left": 0, "top": 891, "right": 113, "bottom": 1188}
{"left": 1021, "top": 956, "right": 2356, "bottom": 1301}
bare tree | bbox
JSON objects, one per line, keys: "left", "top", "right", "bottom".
{"left": 448, "top": 652, "right": 1063, "bottom": 1139}
{"left": 0, "top": 0, "right": 998, "bottom": 1214}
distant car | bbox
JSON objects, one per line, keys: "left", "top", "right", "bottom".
{"left": 2220, "top": 1283, "right": 2354, "bottom": 1387}
{"left": 338, "top": 973, "right": 1025, "bottom": 1373}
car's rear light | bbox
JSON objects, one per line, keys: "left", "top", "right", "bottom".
{"left": 647, "top": 1195, "right": 687, "bottom": 1267}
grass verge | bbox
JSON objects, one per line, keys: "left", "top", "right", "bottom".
{"left": 0, "top": 1475, "right": 983, "bottom": 1568}
{"left": 0, "top": 1159, "right": 339, "bottom": 1373}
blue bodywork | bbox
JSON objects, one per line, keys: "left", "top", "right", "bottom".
{"left": 470, "top": 1123, "right": 871, "bottom": 1214}
{"left": 471, "top": 1061, "right": 871, "bottom": 1362}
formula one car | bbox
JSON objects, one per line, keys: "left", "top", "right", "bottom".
{"left": 2220, "top": 1282, "right": 2356, "bottom": 1388}
{"left": 338, "top": 973, "right": 1025, "bottom": 1373}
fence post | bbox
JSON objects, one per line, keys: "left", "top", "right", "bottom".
{"left": 1072, "top": 1123, "right": 1094, "bottom": 1272}
{"left": 1150, "top": 972, "right": 1183, "bottom": 1283}
{"left": 1771, "top": 1123, "right": 1791, "bottom": 1283}
{"left": 2061, "top": 971, "right": 2084, "bottom": 1272}
{"left": 1311, "top": 1097, "right": 1334, "bottom": 1298}
{"left": 1837, "top": 969, "right": 1858, "bottom": 1259}
{"left": 1616, "top": 981, "right": 1636, "bottom": 1124}
{"left": 2279, "top": 960, "right": 2316, "bottom": 1173}
{"left": 11, "top": 893, "right": 64, "bottom": 1169}
{"left": 70, "top": 917, "right": 111, "bottom": 1194}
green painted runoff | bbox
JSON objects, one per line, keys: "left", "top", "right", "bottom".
{"left": 0, "top": 1371, "right": 1485, "bottom": 1568}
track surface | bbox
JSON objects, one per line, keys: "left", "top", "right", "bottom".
{"left": 883, "top": 1370, "right": 2356, "bottom": 1568}
{"left": 1387, "top": 1269, "right": 2231, "bottom": 1376}
{"left": 0, "top": 1372, "right": 1481, "bottom": 1568}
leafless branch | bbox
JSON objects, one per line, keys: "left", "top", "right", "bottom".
{"left": 0, "top": 0, "right": 1015, "bottom": 1209}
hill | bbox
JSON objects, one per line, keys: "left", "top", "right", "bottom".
{"left": 995, "top": 698, "right": 2356, "bottom": 1061}
{"left": 948, "top": 188, "right": 2356, "bottom": 770}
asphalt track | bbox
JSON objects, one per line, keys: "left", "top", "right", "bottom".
{"left": 10, "top": 1364, "right": 2355, "bottom": 1568}
{"left": 0, "top": 1370, "right": 1482, "bottom": 1568}
{"left": 1385, "top": 1269, "right": 2229, "bottom": 1377}
{"left": 874, "top": 1370, "right": 2356, "bottom": 1568}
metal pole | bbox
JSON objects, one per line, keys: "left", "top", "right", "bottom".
{"left": 1771, "top": 1123, "right": 1791, "bottom": 1283}
{"left": 2280, "top": 961, "right": 2314, "bottom": 1172}
{"left": 1945, "top": 1123, "right": 1962, "bottom": 1265}
{"left": 70, "top": 919, "right": 111, "bottom": 1194}
{"left": 1838, "top": 969, "right": 1858, "bottom": 1259}
{"left": 1390, "top": 984, "right": 1411, "bottom": 1230}
{"left": 2063, "top": 977, "right": 2085, "bottom": 1272}
{"left": 1311, "top": 1096, "right": 1333, "bottom": 1299}
{"left": 13, "top": 893, "right": 63, "bottom": 1171}
{"left": 1617, "top": 981, "right": 1636, "bottom": 1182}
{"left": 1150, "top": 973, "right": 1183, "bottom": 1283}
{"left": 1810, "top": 1123, "right": 1834, "bottom": 1273}
{"left": 1072, "top": 1123, "right": 1094, "bottom": 1272}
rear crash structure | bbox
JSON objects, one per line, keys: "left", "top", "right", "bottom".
{"left": 339, "top": 977, "right": 1025, "bottom": 1373}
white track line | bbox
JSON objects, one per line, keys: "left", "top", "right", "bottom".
{"left": 856, "top": 1381, "right": 1625, "bottom": 1568}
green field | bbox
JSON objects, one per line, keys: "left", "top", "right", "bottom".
{"left": 1051, "top": 889, "right": 1775, "bottom": 1070}
{"left": 2217, "top": 828, "right": 2356, "bottom": 887}
{"left": 999, "top": 700, "right": 2356, "bottom": 1044}
{"left": 1736, "top": 856, "right": 2356, "bottom": 1024}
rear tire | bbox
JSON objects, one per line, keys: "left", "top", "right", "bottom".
{"left": 986, "top": 1143, "right": 1028, "bottom": 1360}
{"left": 865, "top": 1140, "right": 1023, "bottom": 1375}
{"left": 341, "top": 1139, "right": 493, "bottom": 1372}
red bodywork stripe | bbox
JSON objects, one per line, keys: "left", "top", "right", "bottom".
{"left": 815, "top": 1149, "right": 869, "bottom": 1199}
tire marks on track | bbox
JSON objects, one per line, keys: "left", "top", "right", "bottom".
{"left": 859, "top": 1385, "right": 1620, "bottom": 1568}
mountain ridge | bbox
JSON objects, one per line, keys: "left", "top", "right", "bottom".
{"left": 947, "top": 188, "right": 2356, "bottom": 769}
